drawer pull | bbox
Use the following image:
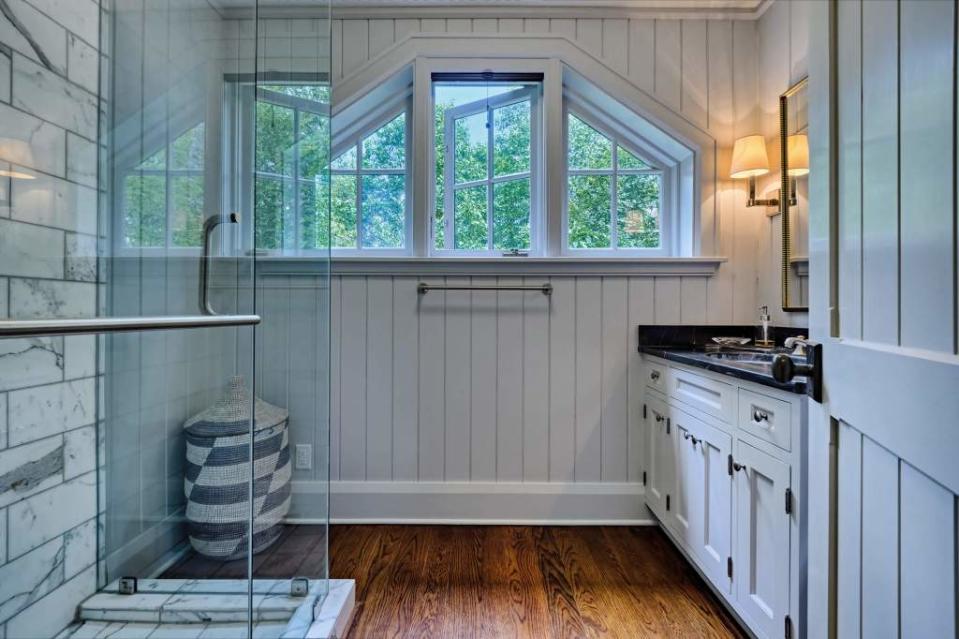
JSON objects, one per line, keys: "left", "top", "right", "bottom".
{"left": 682, "top": 431, "right": 700, "bottom": 446}
{"left": 655, "top": 414, "right": 665, "bottom": 423}
{"left": 753, "top": 409, "right": 770, "bottom": 423}
{"left": 732, "top": 461, "right": 747, "bottom": 473}
{"left": 650, "top": 370, "right": 661, "bottom": 381}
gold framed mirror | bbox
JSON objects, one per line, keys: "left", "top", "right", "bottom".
{"left": 780, "top": 77, "right": 808, "bottom": 312}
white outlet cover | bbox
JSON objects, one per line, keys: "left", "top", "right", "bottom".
{"left": 295, "top": 444, "right": 313, "bottom": 470}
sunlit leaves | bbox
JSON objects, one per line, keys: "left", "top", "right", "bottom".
{"left": 568, "top": 174, "right": 611, "bottom": 249}
{"left": 568, "top": 114, "right": 611, "bottom": 170}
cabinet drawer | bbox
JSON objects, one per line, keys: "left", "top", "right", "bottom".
{"left": 646, "top": 360, "right": 668, "bottom": 393}
{"left": 738, "top": 389, "right": 792, "bottom": 452}
{"left": 669, "top": 367, "right": 735, "bottom": 423}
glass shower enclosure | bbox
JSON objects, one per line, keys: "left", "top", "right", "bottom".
{"left": 0, "top": 0, "right": 331, "bottom": 637}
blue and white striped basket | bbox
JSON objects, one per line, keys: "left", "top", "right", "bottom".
{"left": 184, "top": 376, "right": 291, "bottom": 561}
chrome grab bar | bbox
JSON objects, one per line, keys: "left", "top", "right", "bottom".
{"left": 417, "top": 282, "right": 552, "bottom": 296}
{"left": 200, "top": 213, "right": 240, "bottom": 315}
{"left": 0, "top": 315, "right": 261, "bottom": 338}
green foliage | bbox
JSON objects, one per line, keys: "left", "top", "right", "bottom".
{"left": 123, "top": 174, "right": 166, "bottom": 247}
{"left": 568, "top": 114, "right": 611, "bottom": 169}
{"left": 568, "top": 174, "right": 611, "bottom": 249}
{"left": 617, "top": 174, "right": 660, "bottom": 248}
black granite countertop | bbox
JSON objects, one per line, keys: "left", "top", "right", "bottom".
{"left": 637, "top": 325, "right": 809, "bottom": 395}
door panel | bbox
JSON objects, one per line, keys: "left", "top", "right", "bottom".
{"left": 735, "top": 440, "right": 790, "bottom": 639}
{"left": 645, "top": 395, "right": 673, "bottom": 519}
{"left": 668, "top": 415, "right": 698, "bottom": 545}
{"left": 692, "top": 417, "right": 733, "bottom": 593}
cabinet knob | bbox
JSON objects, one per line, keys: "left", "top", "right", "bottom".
{"left": 655, "top": 414, "right": 664, "bottom": 423}
{"left": 732, "top": 461, "right": 747, "bottom": 473}
{"left": 753, "top": 409, "right": 770, "bottom": 422}
{"left": 650, "top": 370, "right": 661, "bottom": 381}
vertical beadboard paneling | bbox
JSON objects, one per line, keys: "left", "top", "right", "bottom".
{"left": 681, "top": 20, "right": 708, "bottom": 130}
{"left": 329, "top": 277, "right": 343, "bottom": 480}
{"left": 898, "top": 0, "right": 955, "bottom": 353}
{"left": 341, "top": 20, "right": 369, "bottom": 77}
{"left": 574, "top": 278, "right": 603, "bottom": 482}
{"left": 680, "top": 277, "right": 707, "bottom": 324}
{"left": 707, "top": 21, "right": 734, "bottom": 146}
{"left": 576, "top": 19, "right": 603, "bottom": 58}
{"left": 470, "top": 279, "right": 497, "bottom": 481}
{"left": 366, "top": 277, "right": 393, "bottom": 481}
{"left": 330, "top": 19, "right": 342, "bottom": 80}
{"left": 627, "top": 19, "right": 655, "bottom": 94}
{"left": 420, "top": 18, "right": 446, "bottom": 33}
{"left": 392, "top": 277, "right": 419, "bottom": 480}
{"left": 627, "top": 278, "right": 655, "bottom": 485}
{"left": 498, "top": 18, "right": 523, "bottom": 34}
{"left": 654, "top": 20, "right": 682, "bottom": 113}
{"left": 446, "top": 18, "right": 471, "bottom": 33}
{"left": 548, "top": 277, "right": 577, "bottom": 482}
{"left": 418, "top": 278, "right": 446, "bottom": 480}
{"left": 654, "top": 276, "right": 681, "bottom": 324}
{"left": 288, "top": 283, "right": 319, "bottom": 480}
{"left": 368, "top": 19, "right": 395, "bottom": 59}
{"left": 860, "top": 0, "right": 898, "bottom": 346}
{"left": 836, "top": 422, "right": 862, "bottom": 639}
{"left": 860, "top": 437, "right": 899, "bottom": 639}
{"left": 394, "top": 18, "right": 420, "bottom": 41}
{"left": 601, "top": 278, "right": 628, "bottom": 482}
{"left": 836, "top": 0, "right": 862, "bottom": 341}
{"left": 900, "top": 462, "right": 957, "bottom": 637}
{"left": 472, "top": 18, "right": 497, "bottom": 33}
{"left": 601, "top": 20, "right": 628, "bottom": 76}
{"left": 523, "top": 276, "right": 550, "bottom": 482}
{"left": 444, "top": 277, "right": 472, "bottom": 481}
{"left": 339, "top": 277, "right": 368, "bottom": 480}
{"left": 524, "top": 18, "right": 550, "bottom": 34}
{"left": 549, "top": 19, "right": 577, "bottom": 40}
{"left": 496, "top": 279, "right": 525, "bottom": 481}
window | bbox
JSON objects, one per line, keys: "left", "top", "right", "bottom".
{"left": 433, "top": 79, "right": 541, "bottom": 254}
{"left": 122, "top": 123, "right": 205, "bottom": 248}
{"left": 565, "top": 112, "right": 664, "bottom": 252}
{"left": 329, "top": 111, "right": 408, "bottom": 251}
{"left": 254, "top": 85, "right": 330, "bottom": 252}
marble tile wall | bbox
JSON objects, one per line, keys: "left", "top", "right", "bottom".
{"left": 0, "top": 0, "right": 101, "bottom": 637}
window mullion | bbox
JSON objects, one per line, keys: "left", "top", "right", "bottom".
{"left": 293, "top": 106, "right": 301, "bottom": 251}
{"left": 610, "top": 143, "right": 618, "bottom": 250}
{"left": 444, "top": 105, "right": 455, "bottom": 249}
{"left": 355, "top": 142, "right": 363, "bottom": 250}
{"left": 486, "top": 104, "right": 494, "bottom": 251}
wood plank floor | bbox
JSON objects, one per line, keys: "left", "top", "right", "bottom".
{"left": 330, "top": 525, "right": 748, "bottom": 639}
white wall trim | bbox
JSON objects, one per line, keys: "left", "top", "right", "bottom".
{"left": 291, "top": 480, "right": 652, "bottom": 524}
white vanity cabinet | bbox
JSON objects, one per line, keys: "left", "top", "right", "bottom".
{"left": 642, "top": 355, "right": 805, "bottom": 639}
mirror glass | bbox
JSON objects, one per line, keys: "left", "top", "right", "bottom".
{"left": 781, "top": 77, "right": 808, "bottom": 312}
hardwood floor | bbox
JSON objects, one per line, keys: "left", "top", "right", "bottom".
{"left": 330, "top": 525, "right": 748, "bottom": 639}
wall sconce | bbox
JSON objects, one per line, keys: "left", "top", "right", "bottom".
{"left": 0, "top": 138, "right": 37, "bottom": 180}
{"left": 785, "top": 133, "right": 809, "bottom": 206}
{"left": 730, "top": 135, "right": 778, "bottom": 207}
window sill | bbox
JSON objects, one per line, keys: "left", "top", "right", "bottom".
{"left": 257, "top": 255, "right": 726, "bottom": 277}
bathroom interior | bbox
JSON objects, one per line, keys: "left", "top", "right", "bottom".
{"left": 0, "top": 0, "right": 957, "bottom": 637}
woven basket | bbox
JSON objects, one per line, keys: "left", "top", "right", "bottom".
{"left": 183, "top": 376, "right": 291, "bottom": 561}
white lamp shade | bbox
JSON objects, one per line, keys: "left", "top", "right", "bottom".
{"left": 787, "top": 134, "right": 809, "bottom": 176}
{"left": 730, "top": 135, "right": 770, "bottom": 179}
{"left": 0, "top": 138, "right": 36, "bottom": 180}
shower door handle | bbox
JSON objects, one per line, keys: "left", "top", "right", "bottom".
{"left": 200, "top": 213, "right": 240, "bottom": 315}
{"left": 0, "top": 315, "right": 261, "bottom": 338}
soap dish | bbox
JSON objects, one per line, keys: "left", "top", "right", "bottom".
{"left": 712, "top": 336, "right": 752, "bottom": 347}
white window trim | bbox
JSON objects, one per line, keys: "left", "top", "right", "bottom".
{"left": 329, "top": 97, "right": 413, "bottom": 256}
{"left": 435, "top": 84, "right": 542, "bottom": 256}
{"left": 561, "top": 103, "right": 675, "bottom": 258}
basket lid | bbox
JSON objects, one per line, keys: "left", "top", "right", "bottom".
{"left": 184, "top": 376, "right": 288, "bottom": 436}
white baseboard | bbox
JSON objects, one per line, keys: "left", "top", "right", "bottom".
{"left": 289, "top": 480, "right": 653, "bottom": 525}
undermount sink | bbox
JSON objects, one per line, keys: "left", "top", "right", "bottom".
{"left": 704, "top": 351, "right": 778, "bottom": 363}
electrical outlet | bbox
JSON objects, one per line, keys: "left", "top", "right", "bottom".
{"left": 295, "top": 444, "right": 312, "bottom": 470}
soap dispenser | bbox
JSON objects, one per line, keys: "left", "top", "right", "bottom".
{"left": 756, "top": 305, "right": 774, "bottom": 348}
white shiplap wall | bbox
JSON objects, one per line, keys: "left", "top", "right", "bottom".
{"left": 275, "top": 12, "right": 793, "bottom": 520}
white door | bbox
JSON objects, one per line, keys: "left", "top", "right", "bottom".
{"left": 668, "top": 409, "right": 700, "bottom": 545}
{"left": 734, "top": 440, "right": 790, "bottom": 639}
{"left": 645, "top": 395, "right": 673, "bottom": 520}
{"left": 687, "top": 415, "right": 733, "bottom": 594}
{"left": 807, "top": 1, "right": 959, "bottom": 636}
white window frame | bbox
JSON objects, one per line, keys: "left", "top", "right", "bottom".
{"left": 435, "top": 84, "right": 542, "bottom": 256}
{"left": 561, "top": 103, "right": 675, "bottom": 257}
{"left": 329, "top": 96, "right": 412, "bottom": 256}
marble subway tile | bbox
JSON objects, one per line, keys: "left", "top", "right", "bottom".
{"left": 0, "top": 336, "right": 65, "bottom": 392}
{"left": 63, "top": 517, "right": 96, "bottom": 579}
{"left": 26, "top": 0, "right": 99, "bottom": 48}
{"left": 0, "top": 537, "right": 65, "bottom": 624}
{"left": 0, "top": 52, "right": 10, "bottom": 103}
{"left": 7, "top": 471, "right": 96, "bottom": 559}
{"left": 0, "top": 394, "right": 6, "bottom": 448}
{"left": 0, "top": 0, "right": 68, "bottom": 75}
{"left": 0, "top": 103, "right": 67, "bottom": 177}
{"left": 65, "top": 133, "right": 96, "bottom": 188}
{"left": 64, "top": 424, "right": 95, "bottom": 479}
{"left": 66, "top": 34, "right": 97, "bottom": 94}
{"left": 7, "top": 377, "right": 95, "bottom": 446}
{"left": 11, "top": 170, "right": 97, "bottom": 234}
{"left": 12, "top": 55, "right": 97, "bottom": 140}
{"left": 9, "top": 278, "right": 96, "bottom": 319}
{"left": 0, "top": 506, "right": 6, "bottom": 563}
{"left": 0, "top": 435, "right": 63, "bottom": 508}
{"left": 5, "top": 564, "right": 95, "bottom": 639}
{"left": 64, "top": 335, "right": 96, "bottom": 379}
{"left": 0, "top": 278, "right": 7, "bottom": 317}
{"left": 0, "top": 218, "right": 64, "bottom": 279}
{"left": 79, "top": 592, "right": 170, "bottom": 623}
{"left": 65, "top": 233, "right": 97, "bottom": 282}
{"left": 0, "top": 171, "right": 9, "bottom": 217}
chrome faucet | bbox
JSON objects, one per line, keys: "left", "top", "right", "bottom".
{"left": 784, "top": 335, "right": 811, "bottom": 357}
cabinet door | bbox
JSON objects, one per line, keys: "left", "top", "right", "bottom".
{"left": 686, "top": 414, "right": 733, "bottom": 594}
{"left": 645, "top": 396, "right": 673, "bottom": 520}
{"left": 734, "top": 439, "right": 791, "bottom": 639}
{"left": 669, "top": 409, "right": 701, "bottom": 547}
